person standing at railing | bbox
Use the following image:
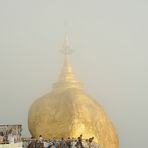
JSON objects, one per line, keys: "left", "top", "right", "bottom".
{"left": 0, "top": 132, "right": 4, "bottom": 144}
{"left": 7, "top": 133, "right": 15, "bottom": 144}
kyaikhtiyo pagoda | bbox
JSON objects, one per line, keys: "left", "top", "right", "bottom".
{"left": 28, "top": 35, "right": 119, "bottom": 148}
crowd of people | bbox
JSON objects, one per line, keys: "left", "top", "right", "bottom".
{"left": 23, "top": 135, "right": 99, "bottom": 148}
{"left": 0, "top": 131, "right": 100, "bottom": 148}
{"left": 0, "top": 130, "right": 21, "bottom": 144}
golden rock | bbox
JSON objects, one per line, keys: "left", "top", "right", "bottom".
{"left": 28, "top": 36, "right": 119, "bottom": 148}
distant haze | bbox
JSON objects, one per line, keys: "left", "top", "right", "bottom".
{"left": 0, "top": 1, "right": 148, "bottom": 148}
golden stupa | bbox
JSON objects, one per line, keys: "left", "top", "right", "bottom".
{"left": 28, "top": 35, "right": 119, "bottom": 148}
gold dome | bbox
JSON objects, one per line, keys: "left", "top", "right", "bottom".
{"left": 28, "top": 36, "right": 119, "bottom": 148}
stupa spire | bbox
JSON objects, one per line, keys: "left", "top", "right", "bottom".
{"left": 63, "top": 33, "right": 71, "bottom": 54}
{"left": 53, "top": 34, "right": 81, "bottom": 90}
{"left": 62, "top": 33, "right": 73, "bottom": 67}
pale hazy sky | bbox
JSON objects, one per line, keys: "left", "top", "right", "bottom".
{"left": 0, "top": 0, "right": 148, "bottom": 148}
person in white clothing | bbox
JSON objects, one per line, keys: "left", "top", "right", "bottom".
{"left": 7, "top": 133, "right": 15, "bottom": 144}
{"left": 39, "top": 135, "right": 43, "bottom": 142}
{"left": 43, "top": 140, "right": 50, "bottom": 148}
